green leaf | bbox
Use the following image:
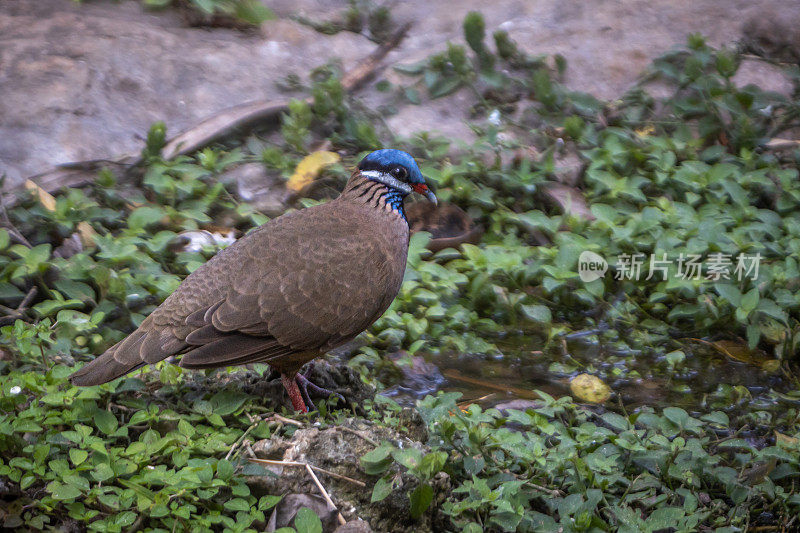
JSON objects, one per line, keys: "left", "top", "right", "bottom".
{"left": 209, "top": 390, "right": 250, "bottom": 416}
{"left": 715, "top": 283, "right": 741, "bottom": 307}
{"left": 234, "top": 0, "right": 275, "bottom": 25}
{"left": 741, "top": 288, "right": 759, "bottom": 312}
{"left": 69, "top": 449, "right": 88, "bottom": 466}
{"left": 0, "top": 283, "right": 25, "bottom": 299}
{"left": 47, "top": 481, "right": 82, "bottom": 501}
{"left": 520, "top": 304, "right": 552, "bottom": 324}
{"left": 224, "top": 498, "right": 251, "bottom": 512}
{"left": 646, "top": 507, "right": 685, "bottom": 528}
{"left": 394, "top": 60, "right": 428, "bottom": 76}
{"left": 361, "top": 443, "right": 394, "bottom": 475}
{"left": 128, "top": 206, "right": 167, "bottom": 230}
{"left": 53, "top": 279, "right": 95, "bottom": 302}
{"left": 294, "top": 507, "right": 323, "bottom": 533}
{"left": 371, "top": 475, "right": 395, "bottom": 503}
{"left": 216, "top": 459, "right": 234, "bottom": 481}
{"left": 94, "top": 409, "right": 119, "bottom": 435}
{"left": 663, "top": 407, "right": 689, "bottom": 429}
{"left": 409, "top": 482, "right": 433, "bottom": 519}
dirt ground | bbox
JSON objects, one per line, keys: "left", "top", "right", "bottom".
{"left": 0, "top": 0, "right": 795, "bottom": 188}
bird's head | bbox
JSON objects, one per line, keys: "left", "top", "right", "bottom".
{"left": 357, "top": 149, "right": 437, "bottom": 205}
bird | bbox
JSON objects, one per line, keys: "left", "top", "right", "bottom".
{"left": 70, "top": 149, "right": 437, "bottom": 413}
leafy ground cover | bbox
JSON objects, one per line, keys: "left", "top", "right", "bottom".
{"left": 2, "top": 11, "right": 800, "bottom": 532}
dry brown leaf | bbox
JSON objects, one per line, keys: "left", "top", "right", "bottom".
{"left": 287, "top": 151, "right": 340, "bottom": 192}
{"left": 707, "top": 339, "right": 768, "bottom": 365}
{"left": 569, "top": 373, "right": 612, "bottom": 403}
{"left": 25, "top": 180, "right": 56, "bottom": 211}
{"left": 688, "top": 338, "right": 770, "bottom": 366}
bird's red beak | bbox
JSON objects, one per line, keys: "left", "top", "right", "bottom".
{"left": 411, "top": 183, "right": 437, "bottom": 205}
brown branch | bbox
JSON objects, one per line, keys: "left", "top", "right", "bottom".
{"left": 6, "top": 22, "right": 412, "bottom": 207}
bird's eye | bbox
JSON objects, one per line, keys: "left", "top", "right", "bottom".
{"left": 390, "top": 166, "right": 408, "bottom": 181}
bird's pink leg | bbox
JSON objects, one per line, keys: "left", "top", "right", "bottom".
{"left": 281, "top": 373, "right": 308, "bottom": 413}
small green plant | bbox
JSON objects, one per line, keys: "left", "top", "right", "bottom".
{"left": 143, "top": 0, "right": 274, "bottom": 26}
{"left": 364, "top": 391, "right": 800, "bottom": 531}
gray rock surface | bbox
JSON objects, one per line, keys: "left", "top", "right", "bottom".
{"left": 1, "top": 0, "right": 795, "bottom": 188}
{"left": 0, "top": 0, "right": 367, "bottom": 186}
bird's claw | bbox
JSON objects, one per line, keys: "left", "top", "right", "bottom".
{"left": 295, "top": 372, "right": 345, "bottom": 412}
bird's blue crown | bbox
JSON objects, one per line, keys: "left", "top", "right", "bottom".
{"left": 358, "top": 149, "right": 425, "bottom": 184}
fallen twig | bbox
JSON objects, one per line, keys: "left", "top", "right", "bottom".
{"left": 764, "top": 138, "right": 800, "bottom": 150}
{"left": 248, "top": 458, "right": 349, "bottom": 525}
{"left": 269, "top": 413, "right": 304, "bottom": 427}
{"left": 225, "top": 422, "right": 257, "bottom": 460}
{"left": 0, "top": 286, "right": 37, "bottom": 326}
{"left": 442, "top": 369, "right": 539, "bottom": 399}
{"left": 248, "top": 457, "right": 365, "bottom": 488}
{"left": 338, "top": 426, "right": 378, "bottom": 447}
{"left": 0, "top": 189, "right": 33, "bottom": 247}
{"left": 8, "top": 22, "right": 412, "bottom": 206}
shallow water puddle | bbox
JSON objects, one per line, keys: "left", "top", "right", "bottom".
{"left": 382, "top": 335, "right": 798, "bottom": 418}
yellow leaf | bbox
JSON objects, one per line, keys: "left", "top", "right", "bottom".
{"left": 25, "top": 180, "right": 56, "bottom": 211}
{"left": 76, "top": 222, "right": 97, "bottom": 248}
{"left": 569, "top": 373, "right": 611, "bottom": 404}
{"left": 287, "top": 151, "right": 340, "bottom": 192}
{"left": 761, "top": 359, "right": 781, "bottom": 373}
{"left": 775, "top": 431, "right": 799, "bottom": 449}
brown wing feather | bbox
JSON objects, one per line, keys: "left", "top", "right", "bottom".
{"left": 70, "top": 193, "right": 409, "bottom": 385}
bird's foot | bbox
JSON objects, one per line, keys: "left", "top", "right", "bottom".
{"left": 296, "top": 372, "right": 344, "bottom": 412}
{"left": 280, "top": 369, "right": 344, "bottom": 413}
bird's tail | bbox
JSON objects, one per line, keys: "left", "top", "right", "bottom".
{"left": 70, "top": 337, "right": 146, "bottom": 386}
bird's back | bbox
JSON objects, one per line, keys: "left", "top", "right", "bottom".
{"left": 70, "top": 195, "right": 409, "bottom": 385}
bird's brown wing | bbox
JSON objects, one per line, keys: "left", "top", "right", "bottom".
{"left": 70, "top": 200, "right": 408, "bottom": 385}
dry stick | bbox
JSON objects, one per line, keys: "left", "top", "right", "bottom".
{"left": 225, "top": 422, "right": 257, "bottom": 460}
{"left": 338, "top": 426, "right": 378, "bottom": 447}
{"left": 305, "top": 464, "right": 347, "bottom": 527}
{"left": 248, "top": 457, "right": 365, "bottom": 488}
{"left": 10, "top": 22, "right": 412, "bottom": 205}
{"left": 269, "top": 413, "right": 304, "bottom": 427}
{"left": 248, "top": 458, "right": 349, "bottom": 526}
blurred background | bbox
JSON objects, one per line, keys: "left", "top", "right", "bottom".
{"left": 1, "top": 0, "right": 795, "bottom": 184}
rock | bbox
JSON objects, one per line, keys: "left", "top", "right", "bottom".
{"left": 569, "top": 373, "right": 612, "bottom": 404}
{"left": 380, "top": 352, "right": 445, "bottom": 408}
{"left": 741, "top": 8, "right": 800, "bottom": 64}
{"left": 539, "top": 182, "right": 595, "bottom": 221}
{"left": 493, "top": 399, "right": 545, "bottom": 413}
{"left": 552, "top": 145, "right": 585, "bottom": 187}
{"left": 3, "top": 0, "right": 791, "bottom": 190}
{"left": 732, "top": 60, "right": 795, "bottom": 97}
{"left": 0, "top": 0, "right": 369, "bottom": 188}
{"left": 406, "top": 202, "right": 483, "bottom": 252}
{"left": 267, "top": 493, "right": 339, "bottom": 531}
{"left": 223, "top": 162, "right": 291, "bottom": 217}
{"left": 334, "top": 519, "right": 373, "bottom": 533}
{"left": 247, "top": 416, "right": 448, "bottom": 532}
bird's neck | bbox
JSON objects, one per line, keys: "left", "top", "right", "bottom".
{"left": 340, "top": 172, "right": 408, "bottom": 221}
